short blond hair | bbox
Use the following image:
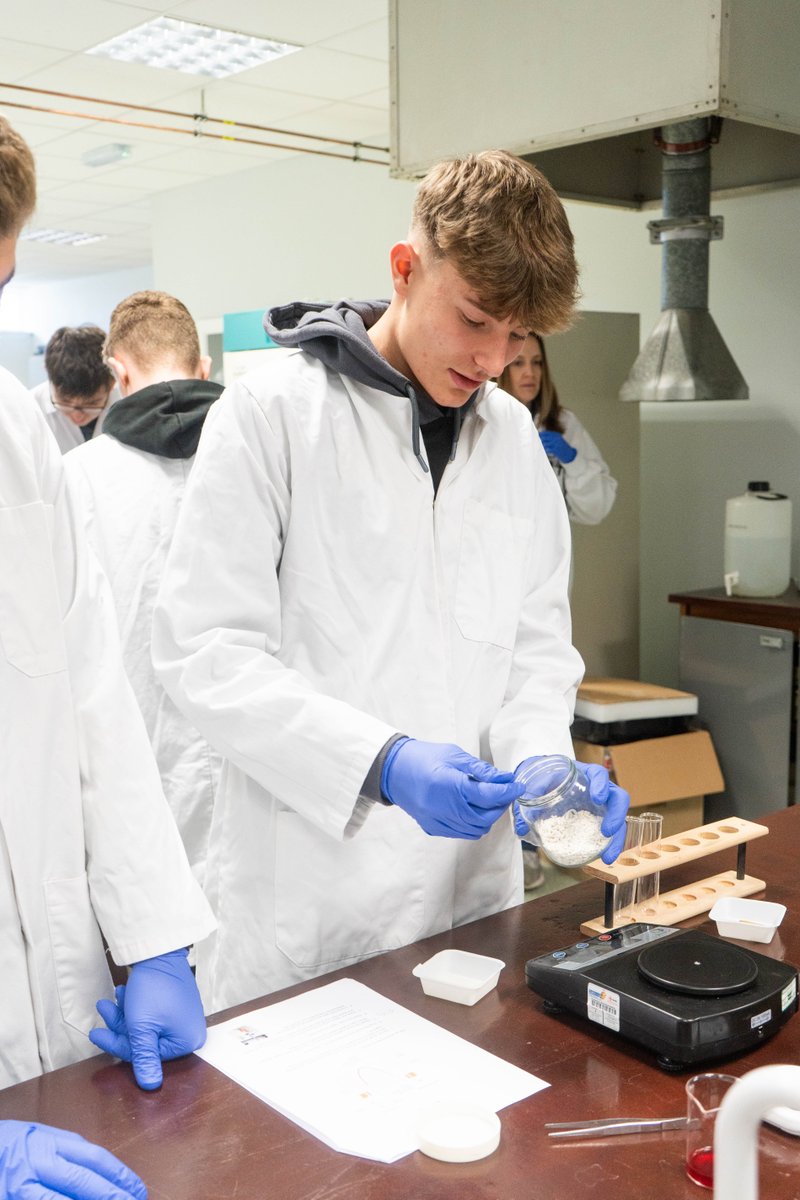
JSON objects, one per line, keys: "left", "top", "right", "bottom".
{"left": 0, "top": 116, "right": 36, "bottom": 238}
{"left": 412, "top": 149, "right": 579, "bottom": 335}
{"left": 106, "top": 290, "right": 201, "bottom": 373}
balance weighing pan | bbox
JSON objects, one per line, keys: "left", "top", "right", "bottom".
{"left": 525, "top": 923, "right": 799, "bottom": 1071}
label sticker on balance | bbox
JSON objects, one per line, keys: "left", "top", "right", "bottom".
{"left": 781, "top": 978, "right": 797, "bottom": 1012}
{"left": 751, "top": 1008, "right": 772, "bottom": 1030}
{"left": 587, "top": 983, "right": 620, "bottom": 1031}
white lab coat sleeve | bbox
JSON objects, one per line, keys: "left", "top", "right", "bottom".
{"left": 152, "top": 381, "right": 398, "bottom": 841}
{"left": 558, "top": 408, "right": 617, "bottom": 525}
{"left": 488, "top": 435, "right": 585, "bottom": 770}
{"left": 49, "top": 433, "right": 216, "bottom": 965}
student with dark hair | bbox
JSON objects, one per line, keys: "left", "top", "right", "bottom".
{"left": 31, "top": 324, "right": 117, "bottom": 452}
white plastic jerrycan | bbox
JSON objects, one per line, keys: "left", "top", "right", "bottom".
{"left": 724, "top": 481, "right": 792, "bottom": 597}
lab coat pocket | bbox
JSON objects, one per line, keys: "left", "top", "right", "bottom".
{"left": 0, "top": 503, "right": 67, "bottom": 676}
{"left": 274, "top": 810, "right": 425, "bottom": 970}
{"left": 454, "top": 498, "right": 532, "bottom": 650}
{"left": 45, "top": 874, "right": 113, "bottom": 1035}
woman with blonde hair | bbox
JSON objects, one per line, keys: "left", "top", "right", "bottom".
{"left": 498, "top": 332, "right": 616, "bottom": 525}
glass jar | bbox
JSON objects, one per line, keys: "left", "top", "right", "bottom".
{"left": 514, "top": 755, "right": 610, "bottom": 868}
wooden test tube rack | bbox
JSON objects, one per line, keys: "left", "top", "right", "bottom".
{"left": 578, "top": 816, "right": 769, "bottom": 937}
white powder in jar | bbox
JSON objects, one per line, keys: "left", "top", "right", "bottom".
{"left": 536, "top": 808, "right": 610, "bottom": 866}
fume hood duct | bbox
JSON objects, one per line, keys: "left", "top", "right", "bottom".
{"left": 619, "top": 118, "right": 749, "bottom": 403}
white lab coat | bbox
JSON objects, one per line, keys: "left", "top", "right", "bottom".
{"left": 535, "top": 408, "right": 617, "bottom": 525}
{"left": 30, "top": 379, "right": 116, "bottom": 454}
{"left": 153, "top": 352, "right": 584, "bottom": 1013}
{"left": 64, "top": 435, "right": 222, "bottom": 887}
{"left": 0, "top": 369, "right": 215, "bottom": 1088}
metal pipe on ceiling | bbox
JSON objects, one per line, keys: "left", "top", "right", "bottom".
{"left": 0, "top": 80, "right": 390, "bottom": 166}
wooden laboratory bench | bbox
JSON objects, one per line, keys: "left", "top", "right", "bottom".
{"left": 668, "top": 583, "right": 800, "bottom": 633}
{"left": 2, "top": 805, "right": 799, "bottom": 1200}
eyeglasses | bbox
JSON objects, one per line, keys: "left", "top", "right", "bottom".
{"left": 53, "top": 397, "right": 110, "bottom": 415}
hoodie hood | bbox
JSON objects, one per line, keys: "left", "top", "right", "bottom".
{"left": 101, "top": 378, "right": 223, "bottom": 459}
{"left": 265, "top": 299, "right": 476, "bottom": 472}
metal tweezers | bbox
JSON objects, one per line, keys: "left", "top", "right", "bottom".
{"left": 546, "top": 1115, "right": 690, "bottom": 1139}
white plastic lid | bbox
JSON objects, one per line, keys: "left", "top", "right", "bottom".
{"left": 417, "top": 1102, "right": 501, "bottom": 1162}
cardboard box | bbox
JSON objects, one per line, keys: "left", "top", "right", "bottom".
{"left": 572, "top": 729, "right": 725, "bottom": 836}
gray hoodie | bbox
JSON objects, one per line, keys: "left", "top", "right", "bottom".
{"left": 265, "top": 299, "right": 476, "bottom": 483}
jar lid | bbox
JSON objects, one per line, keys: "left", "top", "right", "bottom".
{"left": 417, "top": 1102, "right": 501, "bottom": 1162}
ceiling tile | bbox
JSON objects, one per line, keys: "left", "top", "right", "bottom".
{"left": 281, "top": 101, "right": 390, "bottom": 148}
{"left": 0, "top": 38, "right": 72, "bottom": 79}
{"left": 168, "top": 0, "right": 384, "bottom": 47}
{"left": 155, "top": 80, "right": 330, "bottom": 125}
{"left": 231, "top": 46, "right": 388, "bottom": 101}
{"left": 318, "top": 19, "right": 388, "bottom": 61}
{"left": 0, "top": 2, "right": 164, "bottom": 53}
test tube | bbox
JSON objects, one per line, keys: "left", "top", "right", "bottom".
{"left": 612, "top": 814, "right": 645, "bottom": 923}
{"left": 634, "top": 810, "right": 664, "bottom": 914}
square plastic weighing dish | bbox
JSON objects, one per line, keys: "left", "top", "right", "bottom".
{"left": 412, "top": 950, "right": 505, "bottom": 1005}
{"left": 709, "top": 897, "right": 786, "bottom": 944}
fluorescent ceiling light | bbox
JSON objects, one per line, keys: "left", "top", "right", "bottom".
{"left": 20, "top": 229, "right": 107, "bottom": 247}
{"left": 87, "top": 16, "right": 300, "bottom": 79}
{"left": 82, "top": 143, "right": 132, "bottom": 168}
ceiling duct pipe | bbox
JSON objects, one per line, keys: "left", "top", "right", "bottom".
{"left": 620, "top": 117, "right": 748, "bottom": 402}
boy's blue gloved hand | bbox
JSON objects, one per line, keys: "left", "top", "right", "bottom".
{"left": 89, "top": 947, "right": 206, "bottom": 1090}
{"left": 0, "top": 1119, "right": 147, "bottom": 1200}
{"left": 381, "top": 737, "right": 525, "bottom": 839}
{"left": 581, "top": 762, "right": 630, "bottom": 863}
{"left": 539, "top": 430, "right": 577, "bottom": 463}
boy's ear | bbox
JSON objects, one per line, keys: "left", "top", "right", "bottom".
{"left": 105, "top": 354, "right": 130, "bottom": 396}
{"left": 389, "top": 240, "right": 416, "bottom": 296}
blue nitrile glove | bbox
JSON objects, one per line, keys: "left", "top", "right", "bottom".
{"left": 513, "top": 758, "right": 630, "bottom": 865}
{"left": 0, "top": 1120, "right": 147, "bottom": 1200}
{"left": 381, "top": 737, "right": 525, "bottom": 839}
{"left": 581, "top": 762, "right": 630, "bottom": 863}
{"left": 88, "top": 948, "right": 206, "bottom": 1091}
{"left": 539, "top": 429, "right": 577, "bottom": 464}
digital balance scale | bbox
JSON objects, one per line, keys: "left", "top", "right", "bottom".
{"left": 525, "top": 923, "right": 799, "bottom": 1071}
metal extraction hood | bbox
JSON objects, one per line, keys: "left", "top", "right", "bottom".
{"left": 390, "top": 0, "right": 800, "bottom": 401}
{"left": 618, "top": 117, "right": 749, "bottom": 402}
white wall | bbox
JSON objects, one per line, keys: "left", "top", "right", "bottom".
{"left": 152, "top": 155, "right": 418, "bottom": 320}
{"left": 639, "top": 186, "right": 800, "bottom": 685}
{"left": 145, "top": 154, "right": 800, "bottom": 691}
{"left": 0, "top": 264, "right": 154, "bottom": 348}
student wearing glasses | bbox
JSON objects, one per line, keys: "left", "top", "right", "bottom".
{"left": 31, "top": 324, "right": 118, "bottom": 452}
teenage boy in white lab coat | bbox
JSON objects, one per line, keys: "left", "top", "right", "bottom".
{"left": 0, "top": 115, "right": 215, "bottom": 1200}
{"left": 153, "top": 149, "right": 629, "bottom": 1015}
{"left": 65, "top": 290, "right": 224, "bottom": 889}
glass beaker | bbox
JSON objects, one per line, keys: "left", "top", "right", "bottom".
{"left": 514, "top": 755, "right": 611, "bottom": 868}
{"left": 685, "top": 1073, "right": 738, "bottom": 1189}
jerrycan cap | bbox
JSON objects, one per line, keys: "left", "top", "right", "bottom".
{"left": 747, "top": 481, "right": 770, "bottom": 491}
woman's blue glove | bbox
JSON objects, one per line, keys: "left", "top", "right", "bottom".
{"left": 513, "top": 758, "right": 629, "bottom": 865}
{"left": 539, "top": 430, "right": 577, "bottom": 463}
{"left": 381, "top": 737, "right": 525, "bottom": 839}
{"left": 88, "top": 948, "right": 206, "bottom": 1091}
{"left": 0, "top": 1120, "right": 146, "bottom": 1200}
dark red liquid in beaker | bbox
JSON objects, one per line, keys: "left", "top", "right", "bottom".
{"left": 686, "top": 1145, "right": 714, "bottom": 1188}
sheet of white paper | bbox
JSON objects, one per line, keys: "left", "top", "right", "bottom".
{"left": 196, "top": 977, "right": 548, "bottom": 1162}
